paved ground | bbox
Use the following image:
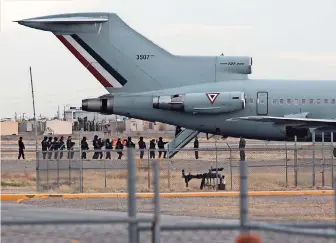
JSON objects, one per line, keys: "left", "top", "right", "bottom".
{"left": 2, "top": 201, "right": 335, "bottom": 243}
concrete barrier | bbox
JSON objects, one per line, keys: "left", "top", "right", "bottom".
{"left": 1, "top": 190, "right": 334, "bottom": 201}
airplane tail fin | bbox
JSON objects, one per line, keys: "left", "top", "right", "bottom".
{"left": 17, "top": 12, "right": 251, "bottom": 93}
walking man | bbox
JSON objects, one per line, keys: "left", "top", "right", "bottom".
{"left": 239, "top": 136, "right": 246, "bottom": 161}
{"left": 41, "top": 136, "right": 48, "bottom": 159}
{"left": 194, "top": 137, "right": 199, "bottom": 159}
{"left": 115, "top": 138, "right": 124, "bottom": 159}
{"left": 105, "top": 138, "right": 112, "bottom": 159}
{"left": 81, "top": 136, "right": 89, "bottom": 159}
{"left": 157, "top": 137, "right": 168, "bottom": 158}
{"left": 18, "top": 137, "right": 25, "bottom": 159}
{"left": 149, "top": 139, "right": 156, "bottom": 159}
{"left": 138, "top": 137, "right": 146, "bottom": 159}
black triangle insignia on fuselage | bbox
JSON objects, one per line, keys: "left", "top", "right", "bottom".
{"left": 206, "top": 92, "right": 220, "bottom": 104}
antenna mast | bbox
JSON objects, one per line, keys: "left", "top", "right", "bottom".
{"left": 29, "top": 67, "right": 38, "bottom": 163}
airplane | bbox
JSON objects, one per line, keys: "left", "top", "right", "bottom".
{"left": 16, "top": 12, "right": 336, "bottom": 158}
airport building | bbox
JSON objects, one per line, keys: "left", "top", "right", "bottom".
{"left": 64, "top": 107, "right": 117, "bottom": 124}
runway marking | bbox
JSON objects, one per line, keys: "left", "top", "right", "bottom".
{"left": 1, "top": 190, "right": 334, "bottom": 201}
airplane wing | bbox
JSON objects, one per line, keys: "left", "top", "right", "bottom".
{"left": 227, "top": 116, "right": 336, "bottom": 128}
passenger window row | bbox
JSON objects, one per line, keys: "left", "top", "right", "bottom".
{"left": 248, "top": 98, "right": 336, "bottom": 105}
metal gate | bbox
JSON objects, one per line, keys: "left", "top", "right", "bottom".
{"left": 257, "top": 92, "right": 268, "bottom": 115}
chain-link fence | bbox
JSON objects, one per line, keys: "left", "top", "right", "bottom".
{"left": 2, "top": 148, "right": 336, "bottom": 243}
{"left": 27, "top": 146, "right": 335, "bottom": 193}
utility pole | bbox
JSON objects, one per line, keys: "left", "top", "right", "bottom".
{"left": 29, "top": 66, "right": 38, "bottom": 161}
{"left": 63, "top": 106, "right": 66, "bottom": 121}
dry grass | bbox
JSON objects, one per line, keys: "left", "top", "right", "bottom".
{"left": 1, "top": 172, "right": 36, "bottom": 192}
{"left": 2, "top": 165, "right": 333, "bottom": 193}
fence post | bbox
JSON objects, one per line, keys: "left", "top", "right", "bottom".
{"left": 230, "top": 148, "right": 233, "bottom": 191}
{"left": 167, "top": 145, "right": 171, "bottom": 189}
{"left": 322, "top": 132, "right": 325, "bottom": 187}
{"left": 285, "top": 142, "right": 288, "bottom": 188}
{"left": 127, "top": 147, "right": 138, "bottom": 243}
{"left": 294, "top": 135, "right": 298, "bottom": 187}
{"left": 334, "top": 177, "right": 336, "bottom": 220}
{"left": 215, "top": 142, "right": 218, "bottom": 191}
{"left": 312, "top": 130, "right": 316, "bottom": 187}
{"left": 57, "top": 158, "right": 60, "bottom": 188}
{"left": 331, "top": 132, "right": 334, "bottom": 189}
{"left": 152, "top": 156, "right": 161, "bottom": 243}
{"left": 147, "top": 148, "right": 150, "bottom": 190}
{"left": 36, "top": 151, "right": 40, "bottom": 192}
{"left": 239, "top": 157, "right": 248, "bottom": 233}
{"left": 80, "top": 149, "right": 83, "bottom": 193}
{"left": 104, "top": 158, "right": 107, "bottom": 188}
{"left": 46, "top": 154, "right": 49, "bottom": 189}
{"left": 68, "top": 156, "right": 71, "bottom": 187}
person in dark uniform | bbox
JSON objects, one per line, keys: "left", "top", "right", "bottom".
{"left": 105, "top": 138, "right": 112, "bottom": 159}
{"left": 125, "top": 136, "right": 135, "bottom": 148}
{"left": 58, "top": 136, "right": 65, "bottom": 159}
{"left": 53, "top": 137, "right": 59, "bottom": 159}
{"left": 66, "top": 136, "right": 75, "bottom": 159}
{"left": 92, "top": 135, "right": 99, "bottom": 159}
{"left": 41, "top": 136, "right": 48, "bottom": 159}
{"left": 239, "top": 136, "right": 246, "bottom": 161}
{"left": 138, "top": 137, "right": 146, "bottom": 159}
{"left": 115, "top": 138, "right": 124, "bottom": 159}
{"left": 18, "top": 137, "right": 25, "bottom": 159}
{"left": 149, "top": 139, "right": 156, "bottom": 159}
{"left": 157, "top": 137, "right": 168, "bottom": 158}
{"left": 81, "top": 136, "right": 89, "bottom": 159}
{"left": 175, "top": 126, "right": 182, "bottom": 137}
{"left": 98, "top": 138, "right": 104, "bottom": 159}
{"left": 47, "top": 136, "right": 53, "bottom": 159}
{"left": 194, "top": 137, "right": 199, "bottom": 159}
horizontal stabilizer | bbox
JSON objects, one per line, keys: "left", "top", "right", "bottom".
{"left": 14, "top": 16, "right": 108, "bottom": 24}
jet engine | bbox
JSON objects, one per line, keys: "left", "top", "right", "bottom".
{"left": 153, "top": 92, "right": 246, "bottom": 114}
{"left": 82, "top": 96, "right": 114, "bottom": 114}
{"left": 216, "top": 56, "right": 252, "bottom": 74}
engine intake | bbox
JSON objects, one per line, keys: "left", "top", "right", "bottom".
{"left": 82, "top": 96, "right": 114, "bottom": 114}
{"left": 153, "top": 92, "right": 246, "bottom": 114}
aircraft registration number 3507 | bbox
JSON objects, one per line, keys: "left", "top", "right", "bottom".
{"left": 136, "top": 55, "right": 154, "bottom": 60}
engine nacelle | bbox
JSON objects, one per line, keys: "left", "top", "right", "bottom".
{"left": 153, "top": 92, "right": 246, "bottom": 114}
{"left": 216, "top": 56, "right": 252, "bottom": 74}
{"left": 82, "top": 96, "right": 114, "bottom": 114}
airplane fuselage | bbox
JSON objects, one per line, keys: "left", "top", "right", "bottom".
{"left": 108, "top": 79, "right": 336, "bottom": 142}
{"left": 16, "top": 12, "right": 336, "bottom": 143}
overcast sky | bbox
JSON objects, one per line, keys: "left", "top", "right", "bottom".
{"left": 1, "top": 0, "right": 336, "bottom": 119}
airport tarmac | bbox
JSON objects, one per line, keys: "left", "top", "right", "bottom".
{"left": 2, "top": 199, "right": 335, "bottom": 243}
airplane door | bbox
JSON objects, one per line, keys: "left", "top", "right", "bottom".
{"left": 257, "top": 92, "right": 268, "bottom": 115}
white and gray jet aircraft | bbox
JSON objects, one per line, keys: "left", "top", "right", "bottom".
{"left": 16, "top": 12, "right": 336, "bottom": 157}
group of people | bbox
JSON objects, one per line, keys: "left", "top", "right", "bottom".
{"left": 80, "top": 135, "right": 170, "bottom": 160}
{"left": 41, "top": 135, "right": 75, "bottom": 159}
{"left": 16, "top": 132, "right": 201, "bottom": 160}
